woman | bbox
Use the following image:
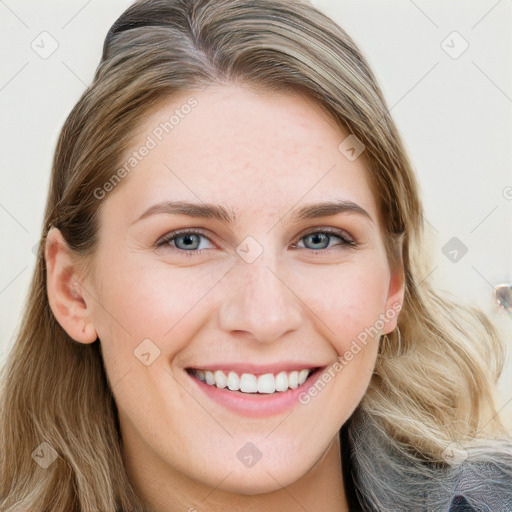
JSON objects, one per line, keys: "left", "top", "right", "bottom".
{"left": 1, "top": 0, "right": 510, "bottom": 510}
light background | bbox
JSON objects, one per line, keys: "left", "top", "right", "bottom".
{"left": 1, "top": 0, "right": 511, "bottom": 430}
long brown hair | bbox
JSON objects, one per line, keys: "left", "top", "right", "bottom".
{"left": 1, "top": 1, "right": 509, "bottom": 510}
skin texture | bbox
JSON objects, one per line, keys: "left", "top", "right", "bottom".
{"left": 45, "top": 84, "right": 404, "bottom": 511}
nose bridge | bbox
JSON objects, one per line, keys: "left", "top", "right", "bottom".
{"left": 218, "top": 241, "right": 303, "bottom": 342}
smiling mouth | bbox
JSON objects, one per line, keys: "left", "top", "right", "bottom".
{"left": 186, "top": 367, "right": 322, "bottom": 394}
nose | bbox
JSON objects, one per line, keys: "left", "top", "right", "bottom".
{"left": 217, "top": 250, "right": 303, "bottom": 344}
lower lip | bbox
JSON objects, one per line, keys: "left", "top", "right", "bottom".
{"left": 186, "top": 368, "right": 325, "bottom": 418}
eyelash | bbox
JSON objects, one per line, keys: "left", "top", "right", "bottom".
{"left": 155, "top": 227, "right": 357, "bottom": 255}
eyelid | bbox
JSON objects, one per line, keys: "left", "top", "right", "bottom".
{"left": 155, "top": 225, "right": 358, "bottom": 252}
{"left": 155, "top": 228, "right": 215, "bottom": 249}
{"left": 298, "top": 226, "right": 355, "bottom": 244}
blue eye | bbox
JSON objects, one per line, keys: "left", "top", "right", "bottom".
{"left": 156, "top": 229, "right": 213, "bottom": 253}
{"left": 155, "top": 227, "right": 357, "bottom": 255}
{"left": 297, "top": 229, "right": 356, "bottom": 251}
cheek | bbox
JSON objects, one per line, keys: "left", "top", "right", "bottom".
{"left": 297, "top": 258, "right": 391, "bottom": 349}
{"left": 305, "top": 266, "right": 388, "bottom": 414}
{"left": 90, "top": 253, "right": 224, "bottom": 361}
{"left": 93, "top": 256, "right": 180, "bottom": 334}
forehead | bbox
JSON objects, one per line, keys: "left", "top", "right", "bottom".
{"left": 103, "top": 84, "right": 379, "bottom": 226}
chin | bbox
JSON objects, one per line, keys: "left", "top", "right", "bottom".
{"left": 214, "top": 465, "right": 303, "bottom": 496}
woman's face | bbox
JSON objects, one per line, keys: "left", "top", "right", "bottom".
{"left": 84, "top": 84, "right": 403, "bottom": 497}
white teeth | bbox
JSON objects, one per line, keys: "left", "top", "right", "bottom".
{"left": 227, "top": 371, "right": 240, "bottom": 391}
{"left": 275, "top": 371, "right": 288, "bottom": 392}
{"left": 240, "top": 373, "right": 258, "bottom": 393}
{"left": 192, "top": 368, "right": 314, "bottom": 394}
{"left": 214, "top": 370, "right": 227, "bottom": 389}
{"left": 288, "top": 371, "right": 299, "bottom": 389}
{"left": 257, "top": 373, "right": 275, "bottom": 394}
{"left": 298, "top": 369, "right": 309, "bottom": 385}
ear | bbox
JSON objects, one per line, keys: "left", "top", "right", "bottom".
{"left": 382, "top": 259, "right": 405, "bottom": 335}
{"left": 44, "top": 227, "right": 98, "bottom": 344}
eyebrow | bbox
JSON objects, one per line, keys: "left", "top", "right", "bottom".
{"left": 134, "top": 199, "right": 373, "bottom": 225}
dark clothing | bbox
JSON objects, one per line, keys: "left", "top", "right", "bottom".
{"left": 448, "top": 495, "right": 477, "bottom": 512}
{"left": 340, "top": 419, "right": 364, "bottom": 511}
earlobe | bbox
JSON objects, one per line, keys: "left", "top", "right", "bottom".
{"left": 44, "top": 227, "right": 98, "bottom": 344}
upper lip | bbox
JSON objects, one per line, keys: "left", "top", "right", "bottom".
{"left": 186, "top": 362, "right": 327, "bottom": 375}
